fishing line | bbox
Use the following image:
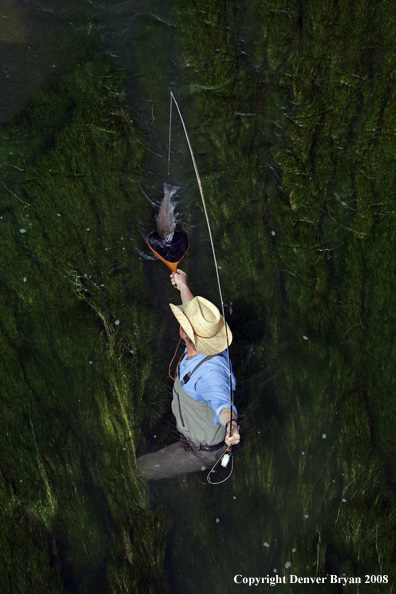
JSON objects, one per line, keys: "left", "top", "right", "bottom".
{"left": 167, "top": 92, "right": 173, "bottom": 177}
{"left": 169, "top": 91, "right": 235, "bottom": 484}
{"left": 207, "top": 452, "right": 234, "bottom": 485}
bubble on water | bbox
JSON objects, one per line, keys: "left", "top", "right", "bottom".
{"left": 263, "top": 542, "right": 270, "bottom": 548}
{"left": 285, "top": 561, "right": 291, "bottom": 569}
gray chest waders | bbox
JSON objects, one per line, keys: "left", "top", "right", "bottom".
{"left": 171, "top": 355, "right": 226, "bottom": 447}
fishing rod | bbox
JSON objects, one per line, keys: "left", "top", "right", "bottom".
{"left": 168, "top": 91, "right": 235, "bottom": 482}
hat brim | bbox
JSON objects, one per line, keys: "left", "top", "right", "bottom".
{"left": 169, "top": 303, "right": 196, "bottom": 344}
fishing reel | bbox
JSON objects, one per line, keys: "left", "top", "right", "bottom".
{"left": 220, "top": 447, "right": 233, "bottom": 468}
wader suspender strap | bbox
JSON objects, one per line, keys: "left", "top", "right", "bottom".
{"left": 181, "top": 353, "right": 226, "bottom": 386}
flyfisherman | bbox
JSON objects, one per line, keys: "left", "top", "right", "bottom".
{"left": 137, "top": 269, "right": 240, "bottom": 480}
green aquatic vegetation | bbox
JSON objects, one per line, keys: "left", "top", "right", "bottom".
{"left": 0, "top": 43, "right": 169, "bottom": 592}
{"left": 2, "top": 0, "right": 396, "bottom": 590}
{"left": 163, "top": 0, "right": 396, "bottom": 591}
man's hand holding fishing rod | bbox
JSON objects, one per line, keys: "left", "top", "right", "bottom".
{"left": 170, "top": 269, "right": 240, "bottom": 448}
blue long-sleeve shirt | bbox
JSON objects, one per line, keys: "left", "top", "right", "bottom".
{"left": 177, "top": 349, "right": 237, "bottom": 425}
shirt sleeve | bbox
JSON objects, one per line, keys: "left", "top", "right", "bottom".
{"left": 190, "top": 359, "right": 237, "bottom": 425}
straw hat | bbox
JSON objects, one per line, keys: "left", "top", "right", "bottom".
{"left": 169, "top": 296, "right": 232, "bottom": 356}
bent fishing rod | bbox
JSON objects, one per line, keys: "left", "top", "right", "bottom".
{"left": 168, "top": 91, "right": 236, "bottom": 483}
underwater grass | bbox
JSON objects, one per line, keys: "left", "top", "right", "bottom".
{"left": 0, "top": 32, "right": 169, "bottom": 593}
{"left": 161, "top": 0, "right": 396, "bottom": 591}
{"left": 2, "top": 0, "right": 396, "bottom": 591}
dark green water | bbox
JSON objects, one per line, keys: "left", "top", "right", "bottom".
{"left": 1, "top": 1, "right": 396, "bottom": 593}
